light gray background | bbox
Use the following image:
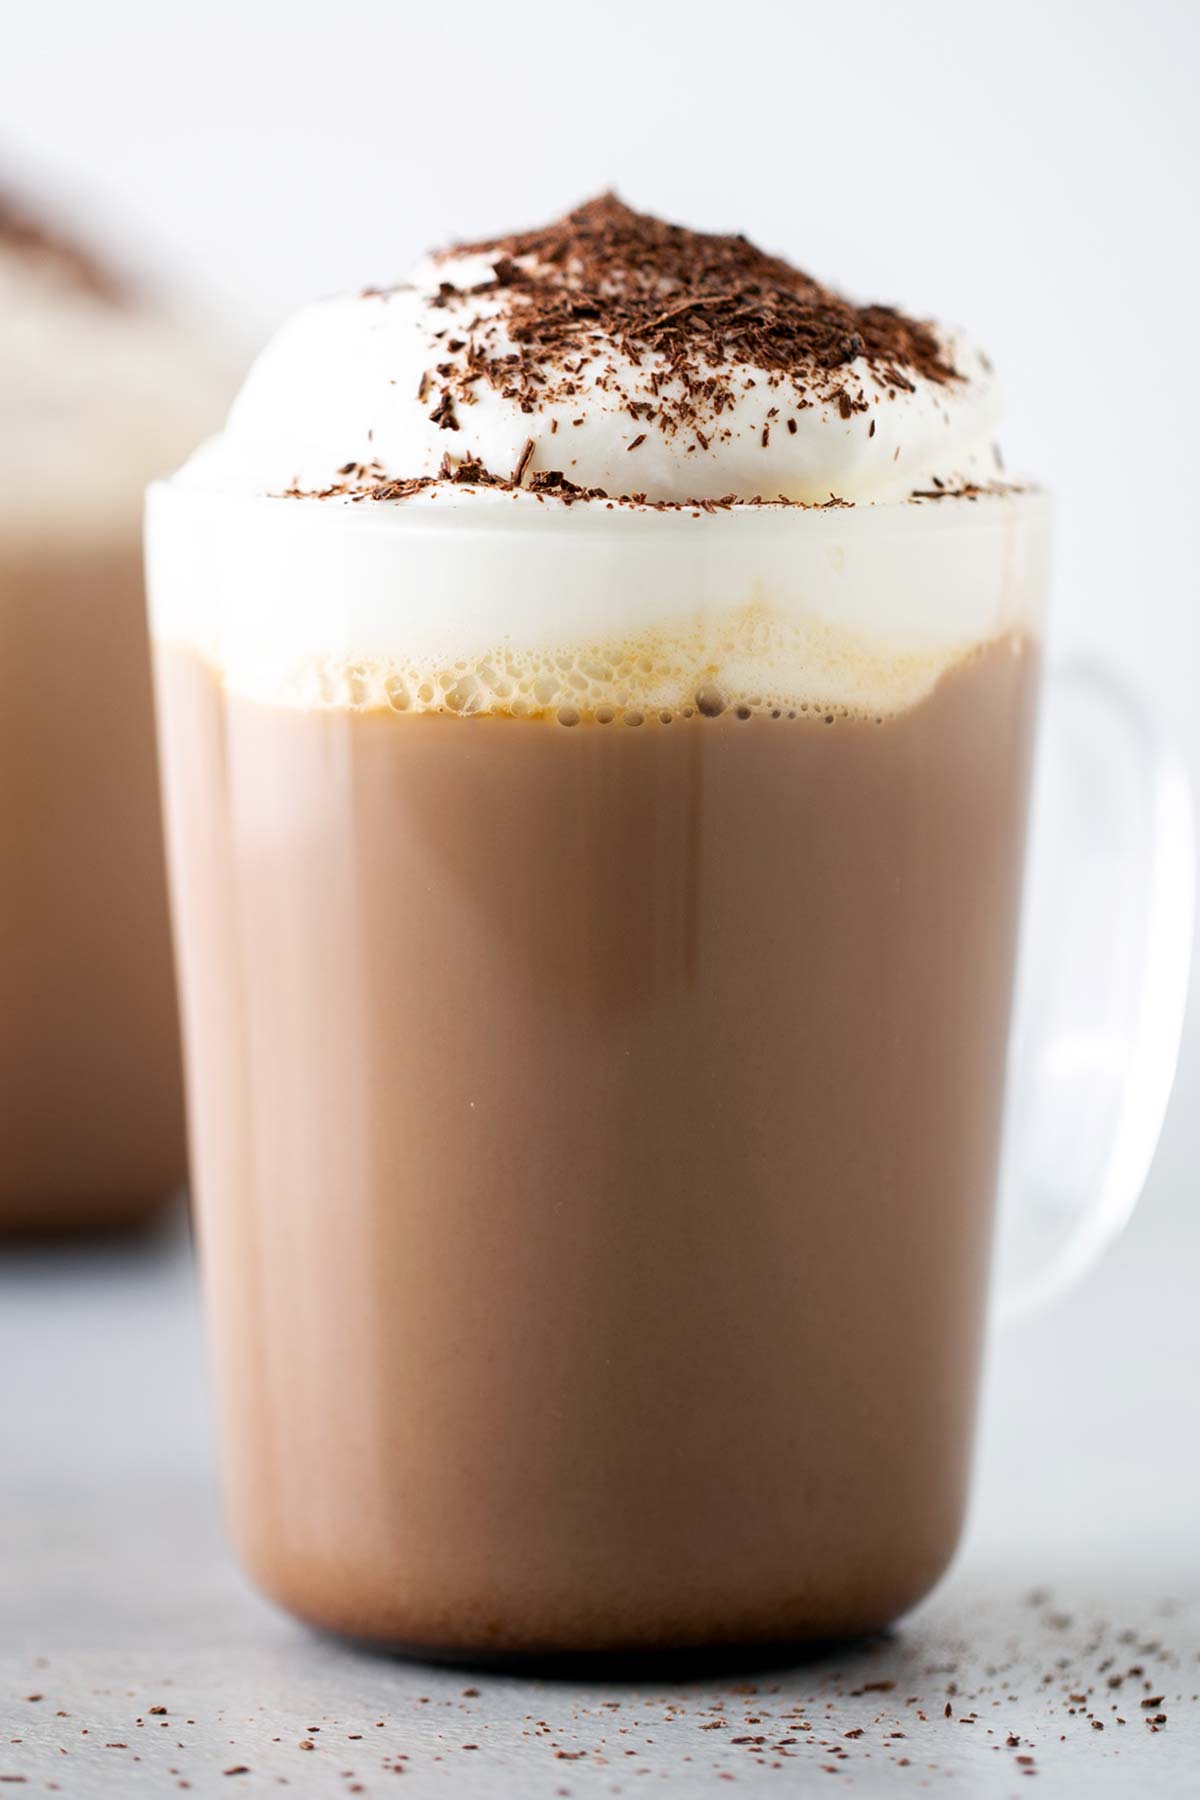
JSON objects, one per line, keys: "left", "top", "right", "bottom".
{"left": 3, "top": 2, "right": 1198, "bottom": 1793}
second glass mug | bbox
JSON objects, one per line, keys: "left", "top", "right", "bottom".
{"left": 146, "top": 485, "right": 1191, "bottom": 1656}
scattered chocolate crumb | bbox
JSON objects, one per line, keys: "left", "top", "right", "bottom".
{"left": 428, "top": 390, "right": 459, "bottom": 431}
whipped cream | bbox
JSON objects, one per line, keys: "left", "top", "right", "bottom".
{"left": 0, "top": 191, "right": 232, "bottom": 541}
{"left": 150, "top": 197, "right": 1044, "bottom": 722}
{"left": 178, "top": 195, "right": 1004, "bottom": 508}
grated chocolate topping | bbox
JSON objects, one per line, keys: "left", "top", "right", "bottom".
{"left": 417, "top": 192, "right": 961, "bottom": 450}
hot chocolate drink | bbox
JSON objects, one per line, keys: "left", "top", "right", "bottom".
{"left": 150, "top": 197, "right": 1049, "bottom": 1652}
{"left": 0, "top": 187, "right": 224, "bottom": 1231}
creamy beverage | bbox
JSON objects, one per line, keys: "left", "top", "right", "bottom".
{"left": 150, "top": 197, "right": 1049, "bottom": 1652}
{"left": 0, "top": 189, "right": 224, "bottom": 1231}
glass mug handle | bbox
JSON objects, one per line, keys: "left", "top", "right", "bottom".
{"left": 993, "top": 657, "right": 1195, "bottom": 1325}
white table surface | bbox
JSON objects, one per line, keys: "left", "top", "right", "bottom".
{"left": 2, "top": 1156, "right": 1197, "bottom": 1798}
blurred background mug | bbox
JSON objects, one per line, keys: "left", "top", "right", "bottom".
{"left": 0, "top": 187, "right": 227, "bottom": 1234}
{"left": 147, "top": 482, "right": 1191, "bottom": 1656}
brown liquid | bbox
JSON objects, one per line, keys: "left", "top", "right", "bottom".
{"left": 0, "top": 539, "right": 185, "bottom": 1231}
{"left": 156, "top": 637, "right": 1037, "bottom": 1654}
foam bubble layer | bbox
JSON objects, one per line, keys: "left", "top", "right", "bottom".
{"left": 146, "top": 483, "right": 1050, "bottom": 719}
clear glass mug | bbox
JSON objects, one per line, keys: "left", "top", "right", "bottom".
{"left": 146, "top": 484, "right": 1192, "bottom": 1657}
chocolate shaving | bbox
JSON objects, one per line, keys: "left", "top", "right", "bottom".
{"left": 428, "top": 389, "right": 459, "bottom": 431}
{"left": 511, "top": 437, "right": 536, "bottom": 486}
